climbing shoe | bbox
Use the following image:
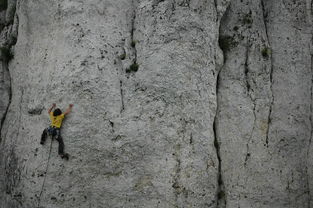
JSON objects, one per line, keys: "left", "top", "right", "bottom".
{"left": 61, "top": 153, "right": 69, "bottom": 160}
{"left": 40, "top": 141, "right": 44, "bottom": 145}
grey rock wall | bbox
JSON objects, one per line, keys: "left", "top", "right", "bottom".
{"left": 0, "top": 0, "right": 17, "bottom": 141}
{"left": 216, "top": 0, "right": 312, "bottom": 207}
{"left": 0, "top": 0, "right": 312, "bottom": 208}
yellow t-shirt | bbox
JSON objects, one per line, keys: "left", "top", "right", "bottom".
{"left": 49, "top": 112, "right": 65, "bottom": 128}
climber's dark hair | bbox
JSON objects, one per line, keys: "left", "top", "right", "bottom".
{"left": 53, "top": 108, "right": 62, "bottom": 116}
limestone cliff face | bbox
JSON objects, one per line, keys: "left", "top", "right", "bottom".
{"left": 0, "top": 0, "right": 312, "bottom": 208}
{"left": 217, "top": 0, "right": 312, "bottom": 207}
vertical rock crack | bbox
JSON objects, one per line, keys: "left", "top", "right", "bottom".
{"left": 307, "top": 54, "right": 312, "bottom": 208}
{"left": 0, "top": 63, "right": 12, "bottom": 143}
{"left": 213, "top": 118, "right": 225, "bottom": 208}
{"left": 213, "top": 2, "right": 232, "bottom": 207}
{"left": 119, "top": 80, "right": 125, "bottom": 113}
{"left": 213, "top": 67, "right": 225, "bottom": 207}
{"left": 0, "top": 0, "right": 19, "bottom": 143}
{"left": 243, "top": 43, "right": 256, "bottom": 166}
{"left": 261, "top": 0, "right": 273, "bottom": 148}
{"left": 306, "top": 1, "right": 313, "bottom": 206}
{"left": 130, "top": 0, "right": 138, "bottom": 70}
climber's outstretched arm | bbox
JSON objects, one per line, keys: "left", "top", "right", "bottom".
{"left": 48, "top": 103, "right": 56, "bottom": 114}
{"left": 64, "top": 104, "right": 73, "bottom": 116}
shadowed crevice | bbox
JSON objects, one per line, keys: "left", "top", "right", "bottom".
{"left": 0, "top": 63, "right": 12, "bottom": 144}
{"left": 214, "top": 2, "right": 232, "bottom": 207}
{"left": 261, "top": 0, "right": 273, "bottom": 148}
{"left": 305, "top": 1, "right": 313, "bottom": 206}
{"left": 307, "top": 51, "right": 313, "bottom": 208}
{"left": 126, "top": 0, "right": 139, "bottom": 74}
{"left": 0, "top": 0, "right": 19, "bottom": 144}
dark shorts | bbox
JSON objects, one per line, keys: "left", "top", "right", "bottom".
{"left": 47, "top": 126, "right": 61, "bottom": 138}
{"left": 41, "top": 126, "right": 64, "bottom": 155}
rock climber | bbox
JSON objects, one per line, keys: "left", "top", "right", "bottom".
{"left": 40, "top": 103, "right": 73, "bottom": 160}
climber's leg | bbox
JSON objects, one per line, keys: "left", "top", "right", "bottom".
{"left": 55, "top": 129, "right": 64, "bottom": 155}
{"left": 55, "top": 129, "right": 69, "bottom": 160}
{"left": 40, "top": 128, "right": 48, "bottom": 145}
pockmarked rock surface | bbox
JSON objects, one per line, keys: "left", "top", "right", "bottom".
{"left": 216, "top": 0, "right": 312, "bottom": 207}
{"left": 0, "top": 0, "right": 312, "bottom": 208}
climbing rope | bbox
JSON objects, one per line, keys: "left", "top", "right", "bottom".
{"left": 37, "top": 137, "right": 53, "bottom": 207}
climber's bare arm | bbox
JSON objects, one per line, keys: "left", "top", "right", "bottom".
{"left": 64, "top": 104, "right": 73, "bottom": 116}
{"left": 48, "top": 103, "right": 56, "bottom": 114}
